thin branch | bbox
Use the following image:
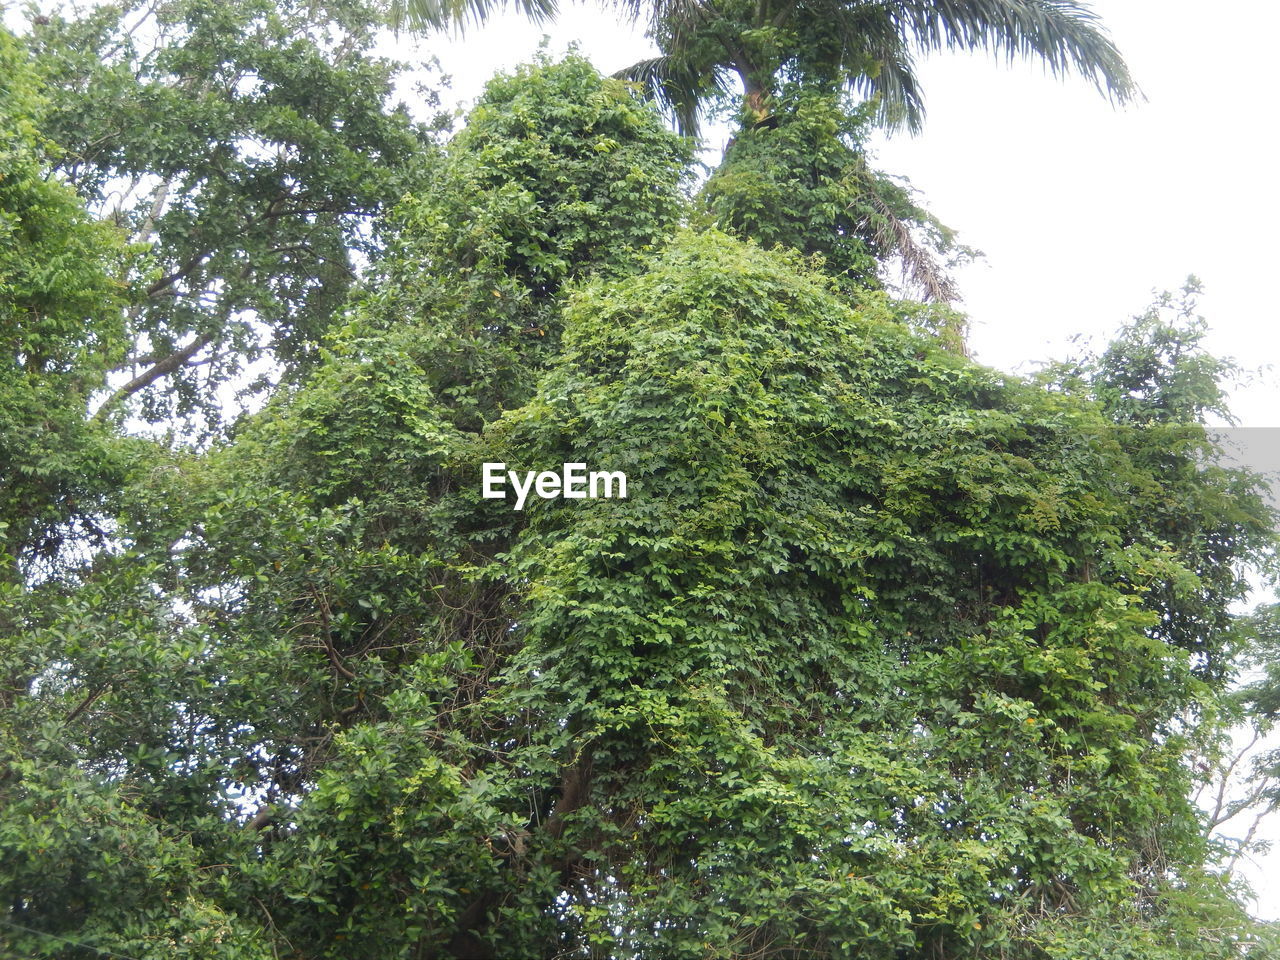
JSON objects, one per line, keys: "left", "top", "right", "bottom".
{"left": 133, "top": 176, "right": 173, "bottom": 246}
{"left": 63, "top": 684, "right": 110, "bottom": 724}
{"left": 1205, "top": 728, "right": 1264, "bottom": 832}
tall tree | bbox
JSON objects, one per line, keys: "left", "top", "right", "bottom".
{"left": 360, "top": 53, "right": 692, "bottom": 425}
{"left": 2, "top": 28, "right": 274, "bottom": 958}
{"left": 388, "top": 0, "right": 1134, "bottom": 309}
{"left": 622, "top": 0, "right": 1135, "bottom": 306}
{"left": 180, "top": 225, "right": 1273, "bottom": 959}
{"left": 5, "top": 28, "right": 1276, "bottom": 960}
{"left": 1, "top": 56, "right": 692, "bottom": 959}
{"left": 694, "top": 86, "right": 973, "bottom": 306}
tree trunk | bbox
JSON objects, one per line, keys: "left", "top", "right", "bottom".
{"left": 744, "top": 77, "right": 770, "bottom": 124}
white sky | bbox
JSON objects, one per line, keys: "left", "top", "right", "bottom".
{"left": 395, "top": 0, "right": 1280, "bottom": 921}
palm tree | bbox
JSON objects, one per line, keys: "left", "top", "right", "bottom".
{"left": 619, "top": 0, "right": 1138, "bottom": 135}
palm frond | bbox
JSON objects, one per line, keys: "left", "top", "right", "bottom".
{"left": 891, "top": 0, "right": 1137, "bottom": 104}
{"left": 390, "top": 0, "right": 557, "bottom": 33}
{"left": 829, "top": 6, "right": 928, "bottom": 132}
{"left": 867, "top": 44, "right": 927, "bottom": 132}
{"left": 846, "top": 156, "right": 962, "bottom": 305}
{"left": 616, "top": 53, "right": 728, "bottom": 137}
{"left": 610, "top": 0, "right": 715, "bottom": 29}
{"left": 864, "top": 191, "right": 960, "bottom": 304}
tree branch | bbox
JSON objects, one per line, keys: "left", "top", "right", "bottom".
{"left": 93, "top": 332, "right": 215, "bottom": 420}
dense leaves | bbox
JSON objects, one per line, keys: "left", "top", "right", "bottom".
{"left": 357, "top": 54, "right": 692, "bottom": 423}
{"left": 469, "top": 233, "right": 1274, "bottom": 956}
{"left": 25, "top": 0, "right": 436, "bottom": 427}
{"left": 697, "top": 88, "right": 970, "bottom": 308}
{"left": 0, "top": 27, "right": 133, "bottom": 582}
{"left": 25, "top": 220, "right": 1266, "bottom": 956}
{"left": 1, "top": 27, "right": 271, "bottom": 957}
{"left": 2, "top": 21, "right": 1277, "bottom": 960}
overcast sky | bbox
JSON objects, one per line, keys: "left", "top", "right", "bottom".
{"left": 393, "top": 0, "right": 1280, "bottom": 918}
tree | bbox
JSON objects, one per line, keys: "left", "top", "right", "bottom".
{"left": 0, "top": 55, "right": 690, "bottom": 958}
{"left": 4, "top": 42, "right": 1277, "bottom": 960}
{"left": 1196, "top": 602, "right": 1280, "bottom": 879}
{"left": 620, "top": 0, "right": 1135, "bottom": 308}
{"left": 357, "top": 53, "right": 692, "bottom": 425}
{"left": 386, "top": 0, "right": 1134, "bottom": 312}
{"left": 172, "top": 225, "right": 1272, "bottom": 958}
{"left": 0, "top": 2, "right": 438, "bottom": 953}
{"left": 23, "top": 0, "right": 437, "bottom": 429}
{"left": 695, "top": 86, "right": 972, "bottom": 307}
{"left": 623, "top": 0, "right": 1137, "bottom": 135}
{"left": 1044, "top": 281, "right": 1269, "bottom": 681}
{"left": 1, "top": 27, "right": 275, "bottom": 958}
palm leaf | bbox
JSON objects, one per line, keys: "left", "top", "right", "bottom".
{"left": 612, "top": 0, "right": 716, "bottom": 30}
{"left": 889, "top": 0, "right": 1137, "bottom": 103}
{"left": 823, "top": 3, "right": 928, "bottom": 130}
{"left": 616, "top": 53, "right": 730, "bottom": 136}
{"left": 390, "top": 0, "right": 558, "bottom": 33}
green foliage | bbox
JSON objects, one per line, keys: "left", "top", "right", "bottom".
{"left": 467, "top": 232, "right": 1272, "bottom": 956}
{"left": 24, "top": 0, "right": 436, "bottom": 426}
{"left": 0, "top": 27, "right": 133, "bottom": 581}
{"left": 2, "top": 39, "right": 1276, "bottom": 960}
{"left": 356, "top": 53, "right": 692, "bottom": 425}
{"left": 1043, "top": 282, "right": 1276, "bottom": 679}
{"left": 1241, "top": 603, "right": 1280, "bottom": 721}
{"left": 697, "top": 89, "right": 969, "bottom": 309}
{"left": 0, "top": 570, "right": 275, "bottom": 959}
{"left": 31, "top": 229, "right": 1258, "bottom": 957}
{"left": 0, "top": 751, "right": 271, "bottom": 959}
{"left": 1089, "top": 279, "right": 1238, "bottom": 425}
{"left": 1213, "top": 604, "right": 1280, "bottom": 850}
{"left": 617, "top": 0, "right": 1134, "bottom": 309}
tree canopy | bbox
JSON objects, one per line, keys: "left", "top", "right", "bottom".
{"left": 0, "top": 26, "right": 133, "bottom": 583}
{"left": 1, "top": 7, "right": 1278, "bottom": 960}
{"left": 25, "top": 0, "right": 436, "bottom": 429}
